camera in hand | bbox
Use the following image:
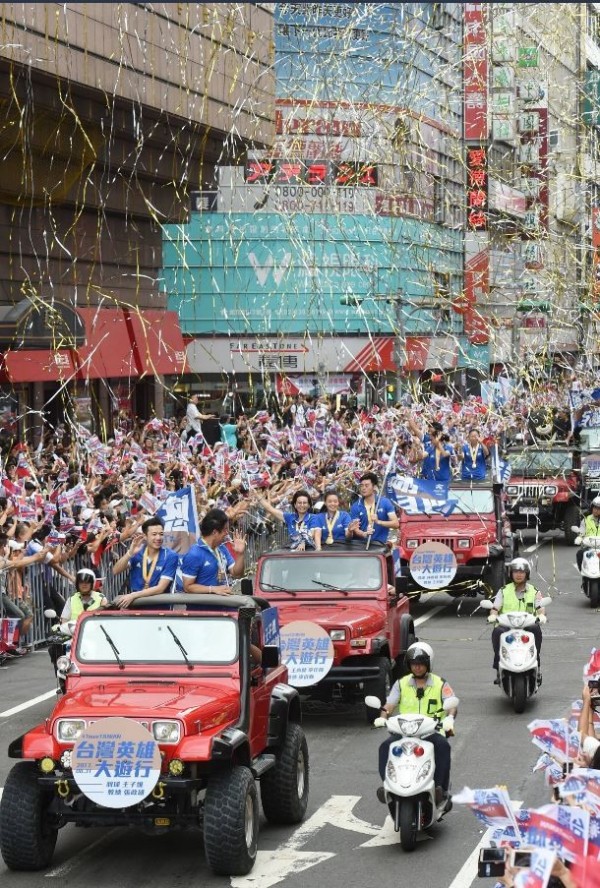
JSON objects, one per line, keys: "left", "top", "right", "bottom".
{"left": 589, "top": 679, "right": 600, "bottom": 691}
{"left": 512, "top": 851, "right": 532, "bottom": 868}
{"left": 478, "top": 848, "right": 505, "bottom": 877}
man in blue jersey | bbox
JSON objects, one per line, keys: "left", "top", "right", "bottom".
{"left": 112, "top": 516, "right": 179, "bottom": 607}
{"left": 349, "top": 472, "right": 398, "bottom": 545}
{"left": 181, "top": 508, "right": 246, "bottom": 595}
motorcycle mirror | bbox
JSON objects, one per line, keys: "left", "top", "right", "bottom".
{"left": 63, "top": 621, "right": 76, "bottom": 636}
{"left": 479, "top": 599, "right": 494, "bottom": 610}
{"left": 571, "top": 525, "right": 581, "bottom": 533}
{"left": 365, "top": 695, "right": 382, "bottom": 709}
{"left": 44, "top": 609, "right": 57, "bottom": 619}
{"left": 538, "top": 596, "right": 552, "bottom": 608}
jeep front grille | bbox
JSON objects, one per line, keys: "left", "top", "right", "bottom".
{"left": 509, "top": 484, "right": 542, "bottom": 499}
{"left": 418, "top": 537, "right": 455, "bottom": 550}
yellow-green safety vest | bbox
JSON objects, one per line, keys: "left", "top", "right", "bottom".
{"left": 70, "top": 591, "right": 104, "bottom": 620}
{"left": 500, "top": 582, "right": 537, "bottom": 615}
{"left": 397, "top": 673, "right": 446, "bottom": 721}
{"left": 584, "top": 515, "right": 600, "bottom": 537}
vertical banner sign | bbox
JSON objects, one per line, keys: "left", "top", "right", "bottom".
{"left": 592, "top": 207, "right": 600, "bottom": 302}
{"left": 463, "top": 3, "right": 490, "bottom": 351}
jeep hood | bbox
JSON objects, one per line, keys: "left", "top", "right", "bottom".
{"left": 273, "top": 601, "right": 385, "bottom": 634}
{"left": 52, "top": 681, "right": 239, "bottom": 728}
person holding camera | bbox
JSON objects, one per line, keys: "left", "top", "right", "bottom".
{"left": 487, "top": 557, "right": 547, "bottom": 684}
{"left": 420, "top": 426, "right": 456, "bottom": 483}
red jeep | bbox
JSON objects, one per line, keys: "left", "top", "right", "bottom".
{"left": 0, "top": 594, "right": 309, "bottom": 877}
{"left": 504, "top": 445, "right": 581, "bottom": 544}
{"left": 250, "top": 542, "right": 415, "bottom": 722}
{"left": 396, "top": 481, "right": 515, "bottom": 599}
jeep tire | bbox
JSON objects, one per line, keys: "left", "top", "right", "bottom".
{"left": 486, "top": 558, "right": 506, "bottom": 594}
{"left": 0, "top": 761, "right": 58, "bottom": 870}
{"left": 365, "top": 656, "right": 392, "bottom": 723}
{"left": 204, "top": 766, "right": 259, "bottom": 876}
{"left": 261, "top": 722, "right": 309, "bottom": 824}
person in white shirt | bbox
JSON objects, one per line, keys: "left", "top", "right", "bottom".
{"left": 182, "top": 394, "right": 215, "bottom": 441}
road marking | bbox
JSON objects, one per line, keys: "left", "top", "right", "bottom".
{"left": 45, "top": 829, "right": 119, "bottom": 878}
{"left": 524, "top": 539, "right": 549, "bottom": 553}
{"left": 232, "top": 796, "right": 379, "bottom": 887}
{"left": 447, "top": 801, "right": 522, "bottom": 888}
{"left": 230, "top": 851, "right": 335, "bottom": 888}
{"left": 0, "top": 689, "right": 56, "bottom": 718}
{"left": 414, "top": 605, "right": 447, "bottom": 627}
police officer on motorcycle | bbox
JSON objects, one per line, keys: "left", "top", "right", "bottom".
{"left": 376, "top": 642, "right": 458, "bottom": 805}
{"left": 576, "top": 496, "right": 600, "bottom": 572}
{"left": 60, "top": 568, "right": 107, "bottom": 623}
{"left": 487, "top": 557, "right": 546, "bottom": 683}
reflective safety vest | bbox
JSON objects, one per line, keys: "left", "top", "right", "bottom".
{"left": 500, "top": 582, "right": 538, "bottom": 615}
{"left": 398, "top": 673, "right": 445, "bottom": 721}
{"left": 70, "top": 591, "right": 104, "bottom": 620}
{"left": 584, "top": 515, "right": 600, "bottom": 538}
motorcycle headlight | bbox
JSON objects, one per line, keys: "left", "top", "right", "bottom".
{"left": 329, "top": 629, "right": 346, "bottom": 641}
{"left": 501, "top": 646, "right": 508, "bottom": 659}
{"left": 56, "top": 655, "right": 70, "bottom": 674}
{"left": 152, "top": 721, "right": 181, "bottom": 743}
{"left": 417, "top": 760, "right": 432, "bottom": 781}
{"left": 56, "top": 719, "right": 86, "bottom": 741}
{"left": 386, "top": 761, "right": 395, "bottom": 780}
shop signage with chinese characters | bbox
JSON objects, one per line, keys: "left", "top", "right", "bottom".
{"left": 466, "top": 145, "right": 488, "bottom": 231}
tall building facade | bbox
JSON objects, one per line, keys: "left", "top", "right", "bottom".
{"left": 0, "top": 3, "right": 274, "bottom": 437}
{"left": 164, "top": 3, "right": 474, "bottom": 404}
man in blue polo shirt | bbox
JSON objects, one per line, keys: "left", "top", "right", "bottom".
{"left": 112, "top": 516, "right": 179, "bottom": 607}
{"left": 181, "top": 508, "right": 247, "bottom": 595}
{"left": 348, "top": 472, "right": 398, "bottom": 545}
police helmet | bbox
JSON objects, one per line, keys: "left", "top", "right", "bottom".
{"left": 406, "top": 641, "right": 434, "bottom": 671}
{"left": 509, "top": 557, "right": 530, "bottom": 579}
{"left": 592, "top": 496, "right": 600, "bottom": 509}
{"left": 75, "top": 567, "right": 96, "bottom": 593}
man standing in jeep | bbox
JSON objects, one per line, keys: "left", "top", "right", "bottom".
{"left": 112, "top": 517, "right": 179, "bottom": 608}
{"left": 181, "top": 508, "right": 247, "bottom": 595}
{"left": 349, "top": 472, "right": 398, "bottom": 545}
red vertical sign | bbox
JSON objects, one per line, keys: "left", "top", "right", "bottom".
{"left": 464, "top": 4, "right": 488, "bottom": 141}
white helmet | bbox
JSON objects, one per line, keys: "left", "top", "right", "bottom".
{"left": 509, "top": 557, "right": 530, "bottom": 579}
{"left": 406, "top": 641, "right": 434, "bottom": 671}
{"left": 592, "top": 496, "right": 600, "bottom": 509}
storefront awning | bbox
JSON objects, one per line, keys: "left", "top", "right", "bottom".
{"left": 75, "top": 308, "right": 140, "bottom": 380}
{"left": 0, "top": 349, "right": 76, "bottom": 383}
{"left": 126, "top": 310, "right": 187, "bottom": 376}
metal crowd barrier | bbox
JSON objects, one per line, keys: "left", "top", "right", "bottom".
{"left": 25, "top": 505, "right": 289, "bottom": 648}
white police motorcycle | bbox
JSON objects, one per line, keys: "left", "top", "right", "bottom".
{"left": 572, "top": 525, "right": 600, "bottom": 609}
{"left": 480, "top": 597, "right": 552, "bottom": 713}
{"left": 366, "top": 694, "right": 457, "bottom": 851}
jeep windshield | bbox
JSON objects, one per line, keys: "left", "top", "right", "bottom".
{"left": 259, "top": 555, "right": 383, "bottom": 592}
{"left": 76, "top": 616, "right": 238, "bottom": 665}
{"left": 509, "top": 450, "right": 573, "bottom": 477}
{"left": 445, "top": 488, "right": 494, "bottom": 515}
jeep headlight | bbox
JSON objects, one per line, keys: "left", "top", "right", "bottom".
{"left": 329, "top": 629, "right": 346, "bottom": 641}
{"left": 152, "top": 721, "right": 181, "bottom": 743}
{"left": 506, "top": 485, "right": 518, "bottom": 495}
{"left": 457, "top": 539, "right": 470, "bottom": 549}
{"left": 544, "top": 485, "right": 558, "bottom": 496}
{"left": 56, "top": 719, "right": 86, "bottom": 741}
{"left": 406, "top": 539, "right": 419, "bottom": 549}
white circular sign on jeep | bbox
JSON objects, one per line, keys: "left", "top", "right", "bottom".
{"left": 409, "top": 541, "right": 457, "bottom": 590}
{"left": 71, "top": 716, "right": 161, "bottom": 808}
{"left": 279, "top": 620, "right": 334, "bottom": 688}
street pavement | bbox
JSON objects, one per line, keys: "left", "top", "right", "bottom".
{"left": 0, "top": 530, "right": 597, "bottom": 888}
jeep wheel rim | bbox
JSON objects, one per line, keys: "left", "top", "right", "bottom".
{"left": 297, "top": 748, "right": 306, "bottom": 798}
{"left": 244, "top": 794, "right": 255, "bottom": 848}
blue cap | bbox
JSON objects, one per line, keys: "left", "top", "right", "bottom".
{"left": 592, "top": 388, "right": 600, "bottom": 401}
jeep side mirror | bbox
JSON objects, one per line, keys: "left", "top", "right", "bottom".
{"left": 240, "top": 577, "right": 253, "bottom": 597}
{"left": 261, "top": 645, "right": 280, "bottom": 669}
